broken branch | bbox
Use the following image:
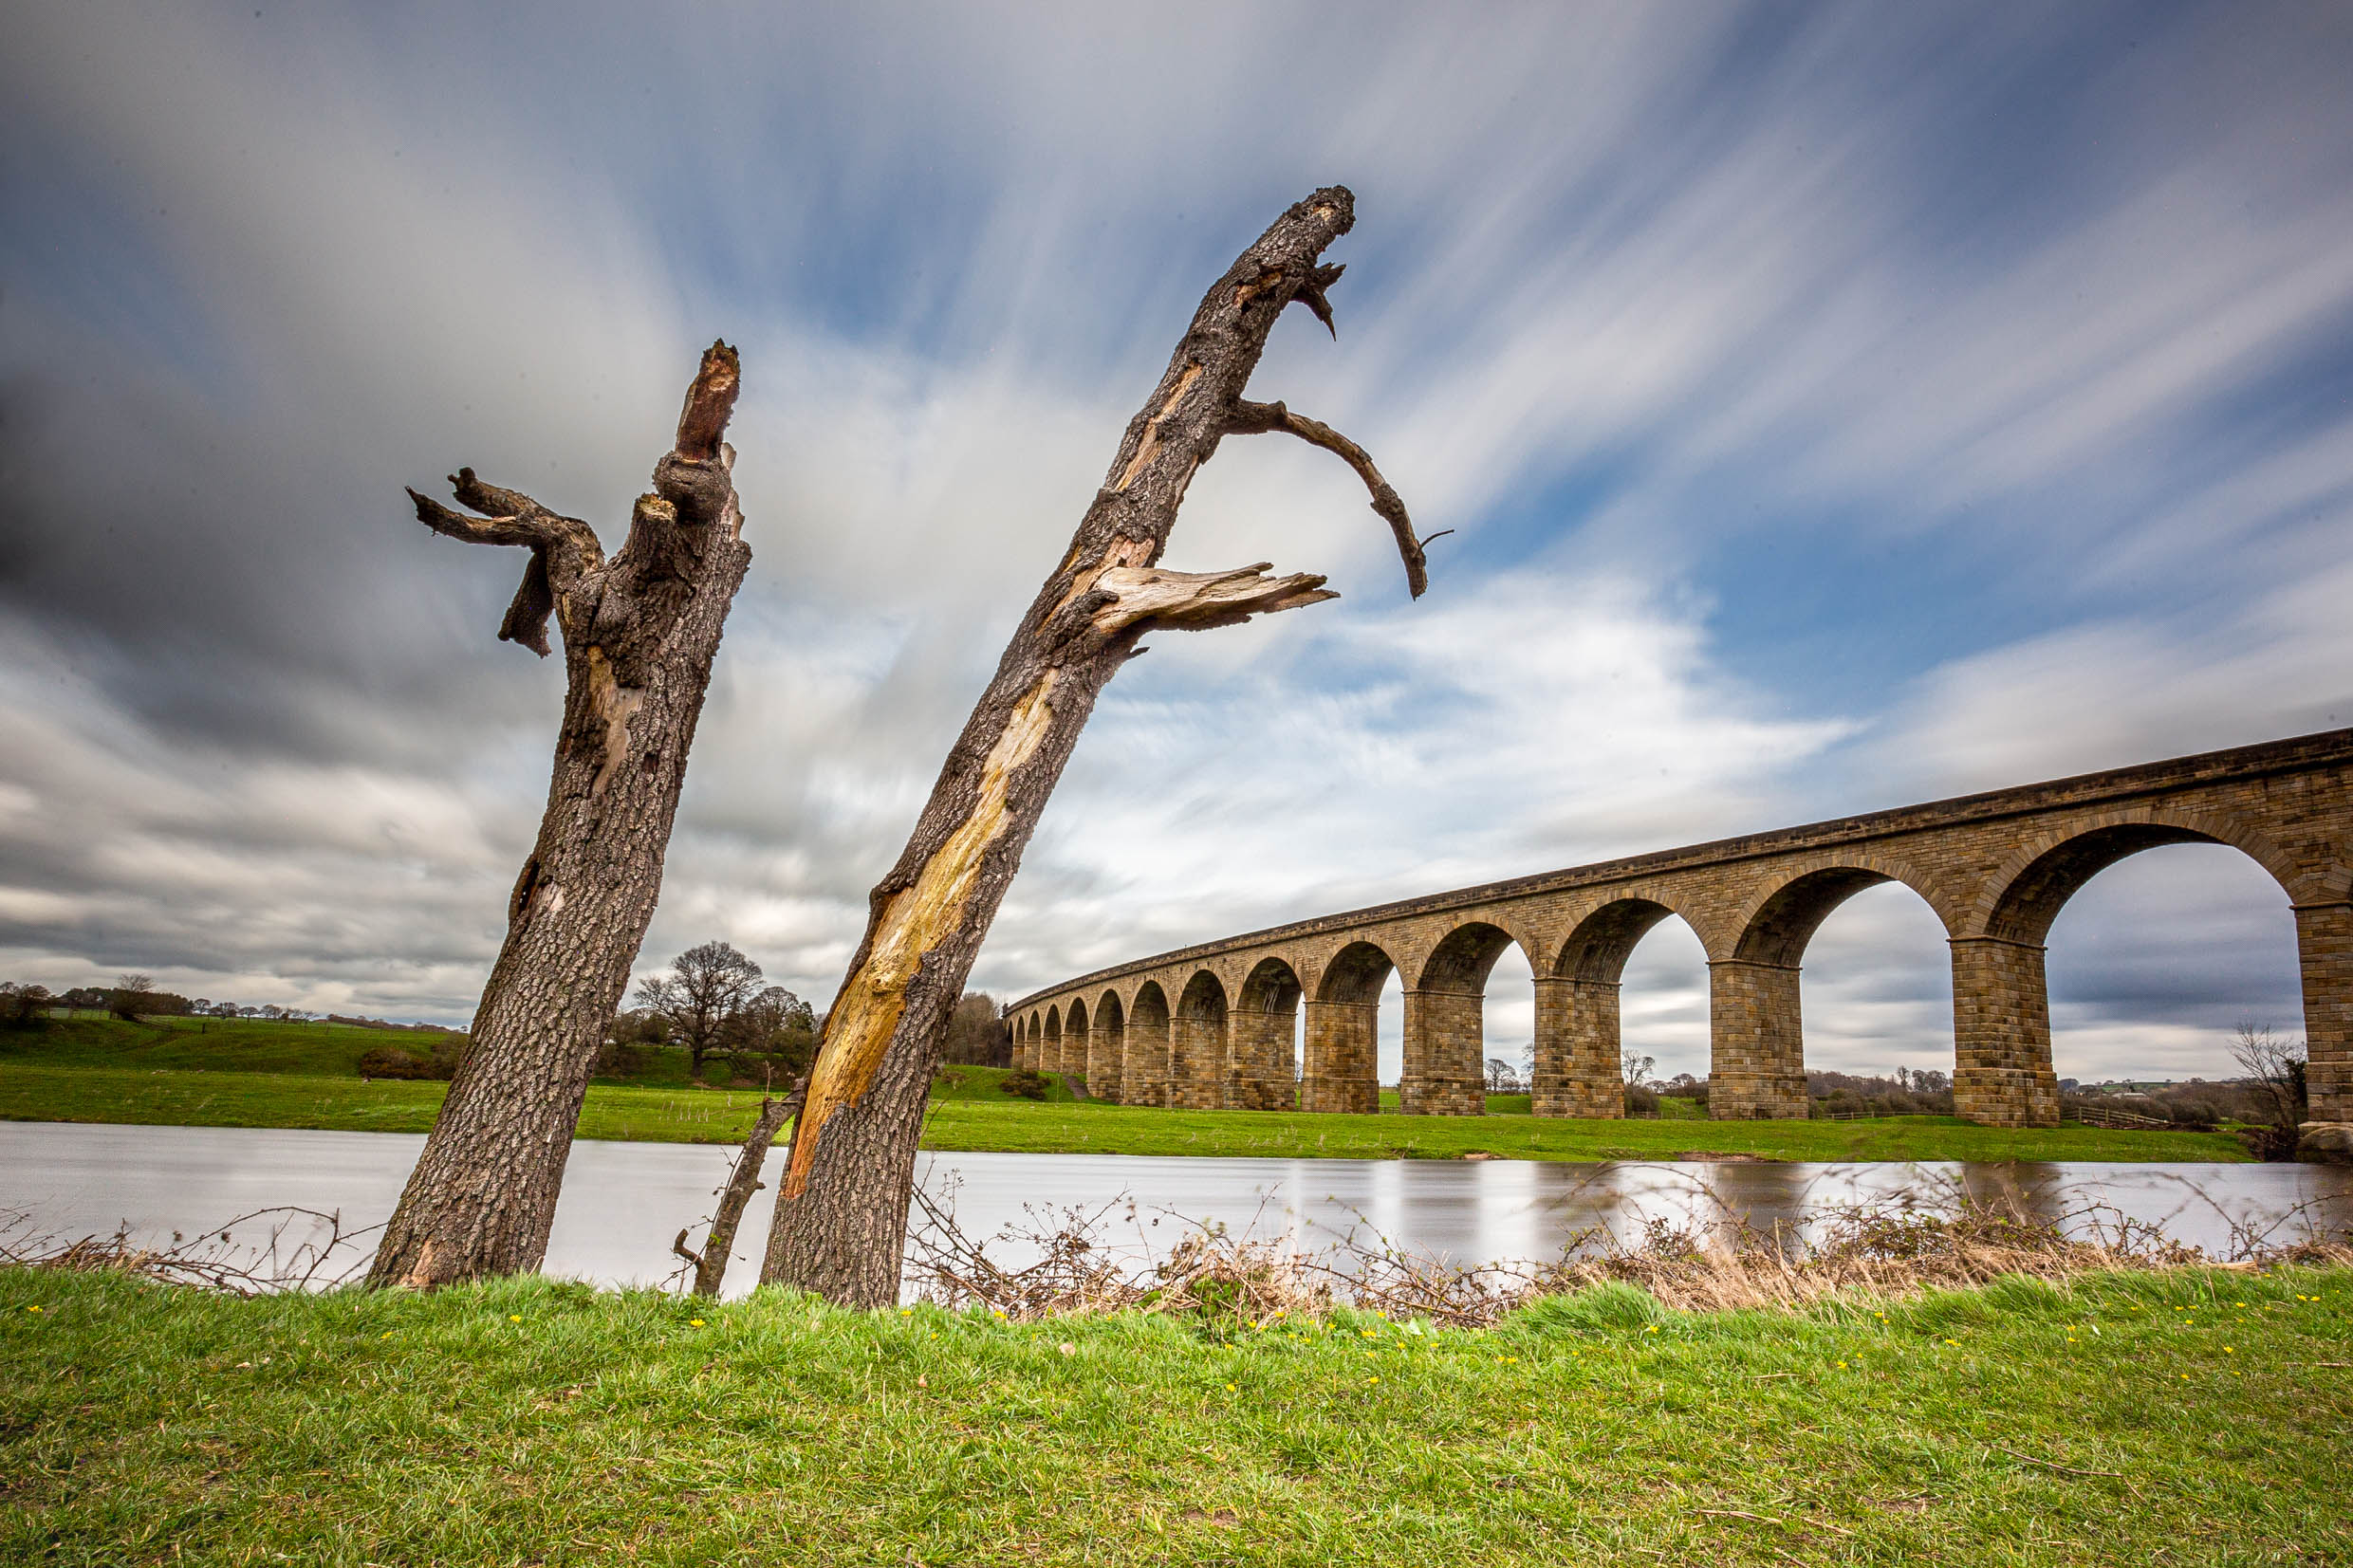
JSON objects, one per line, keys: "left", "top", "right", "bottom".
{"left": 1228, "top": 398, "right": 1428, "bottom": 598}
{"left": 673, "top": 341, "right": 742, "bottom": 463}
{"left": 1088, "top": 563, "right": 1337, "bottom": 635}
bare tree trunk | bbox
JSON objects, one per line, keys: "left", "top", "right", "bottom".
{"left": 368, "top": 343, "right": 754, "bottom": 1289}
{"left": 762, "top": 186, "right": 1429, "bottom": 1306}
{"left": 674, "top": 1082, "right": 797, "bottom": 1297}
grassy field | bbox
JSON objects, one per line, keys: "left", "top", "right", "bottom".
{"left": 2, "top": 1263, "right": 2345, "bottom": 1564}
{"left": 0, "top": 1060, "right": 2251, "bottom": 1163}
{"left": 0, "top": 1012, "right": 462, "bottom": 1078}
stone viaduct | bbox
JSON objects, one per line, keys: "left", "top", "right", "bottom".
{"left": 1007, "top": 729, "right": 2353, "bottom": 1129}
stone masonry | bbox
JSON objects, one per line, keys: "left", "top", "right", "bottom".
{"left": 1007, "top": 729, "right": 2353, "bottom": 1129}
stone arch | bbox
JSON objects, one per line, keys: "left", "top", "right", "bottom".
{"left": 1231, "top": 957, "right": 1304, "bottom": 1110}
{"left": 1303, "top": 941, "right": 1391, "bottom": 1114}
{"left": 1532, "top": 896, "right": 1707, "bottom": 1118}
{"left": 1090, "top": 989, "right": 1127, "bottom": 1102}
{"left": 1061, "top": 998, "right": 1089, "bottom": 1093}
{"left": 1316, "top": 940, "right": 1398, "bottom": 1003}
{"left": 1551, "top": 897, "right": 1689, "bottom": 982}
{"left": 1731, "top": 860, "right": 1956, "bottom": 966}
{"left": 1415, "top": 920, "right": 1522, "bottom": 993}
{"left": 1171, "top": 970, "right": 1229, "bottom": 1110}
{"left": 1708, "top": 864, "right": 1955, "bottom": 1121}
{"left": 1399, "top": 921, "right": 1523, "bottom": 1116}
{"left": 1976, "top": 808, "right": 2307, "bottom": 946}
{"left": 1952, "top": 806, "right": 2319, "bottom": 1129}
{"left": 1123, "top": 980, "right": 1172, "bottom": 1107}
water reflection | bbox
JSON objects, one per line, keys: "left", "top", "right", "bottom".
{"left": 2, "top": 1122, "right": 2346, "bottom": 1301}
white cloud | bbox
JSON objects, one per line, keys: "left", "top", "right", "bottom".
{"left": 0, "top": 0, "right": 2345, "bottom": 1091}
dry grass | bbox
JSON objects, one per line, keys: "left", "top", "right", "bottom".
{"left": 906, "top": 1178, "right": 2352, "bottom": 1327}
{"left": 0, "top": 1205, "right": 377, "bottom": 1295}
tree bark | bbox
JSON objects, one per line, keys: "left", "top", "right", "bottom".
{"left": 367, "top": 342, "right": 754, "bottom": 1289}
{"left": 761, "top": 186, "right": 1428, "bottom": 1306}
{"left": 674, "top": 1082, "right": 797, "bottom": 1297}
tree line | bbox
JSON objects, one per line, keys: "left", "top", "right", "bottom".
{"left": 609, "top": 940, "right": 1010, "bottom": 1083}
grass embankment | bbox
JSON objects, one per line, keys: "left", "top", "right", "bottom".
{"left": 0, "top": 1061, "right": 2250, "bottom": 1162}
{"left": 0, "top": 1018, "right": 2251, "bottom": 1161}
{"left": 3, "top": 1264, "right": 2346, "bottom": 1564}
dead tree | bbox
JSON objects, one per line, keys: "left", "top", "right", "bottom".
{"left": 762, "top": 187, "right": 1428, "bottom": 1306}
{"left": 367, "top": 343, "right": 754, "bottom": 1289}
{"left": 672, "top": 1079, "right": 800, "bottom": 1297}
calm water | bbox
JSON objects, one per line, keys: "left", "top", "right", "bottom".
{"left": 3, "top": 1122, "right": 2348, "bottom": 1299}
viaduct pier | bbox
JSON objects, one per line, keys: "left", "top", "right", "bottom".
{"left": 1007, "top": 729, "right": 2353, "bottom": 1129}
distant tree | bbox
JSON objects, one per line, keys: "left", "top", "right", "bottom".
{"left": 0, "top": 983, "right": 52, "bottom": 1028}
{"left": 1485, "top": 1056, "right": 1520, "bottom": 1093}
{"left": 943, "top": 993, "right": 1011, "bottom": 1066}
{"left": 608, "top": 1007, "right": 674, "bottom": 1047}
{"left": 635, "top": 941, "right": 767, "bottom": 1076}
{"left": 1620, "top": 1050, "right": 1657, "bottom": 1089}
{"left": 724, "top": 985, "right": 820, "bottom": 1079}
{"left": 2232, "top": 1022, "right": 2308, "bottom": 1160}
{"left": 109, "top": 972, "right": 156, "bottom": 1022}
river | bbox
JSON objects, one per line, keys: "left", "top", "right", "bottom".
{"left": 3, "top": 1122, "right": 2347, "bottom": 1298}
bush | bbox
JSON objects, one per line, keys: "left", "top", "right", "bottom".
{"left": 592, "top": 1039, "right": 652, "bottom": 1079}
{"left": 1624, "top": 1084, "right": 1659, "bottom": 1116}
{"left": 0, "top": 983, "right": 52, "bottom": 1029}
{"left": 1000, "top": 1068, "right": 1050, "bottom": 1101}
{"left": 357, "top": 1045, "right": 439, "bottom": 1080}
{"left": 357, "top": 1033, "right": 468, "bottom": 1081}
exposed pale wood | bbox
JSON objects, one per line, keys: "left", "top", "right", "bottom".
{"left": 761, "top": 188, "right": 1425, "bottom": 1307}
{"left": 1089, "top": 563, "right": 1337, "bottom": 633}
{"left": 367, "top": 341, "right": 756, "bottom": 1290}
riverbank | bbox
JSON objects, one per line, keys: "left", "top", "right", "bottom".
{"left": 4, "top": 1263, "right": 2345, "bottom": 1564}
{"left": 0, "top": 1061, "right": 2251, "bottom": 1162}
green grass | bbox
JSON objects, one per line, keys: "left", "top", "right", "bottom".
{"left": 2, "top": 1264, "right": 2345, "bottom": 1564}
{"left": 0, "top": 1061, "right": 2251, "bottom": 1162}
{"left": 928, "top": 1064, "right": 1083, "bottom": 1102}
{"left": 0, "top": 1013, "right": 464, "bottom": 1078}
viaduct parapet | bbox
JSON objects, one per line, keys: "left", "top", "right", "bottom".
{"left": 1006, "top": 729, "right": 2353, "bottom": 1128}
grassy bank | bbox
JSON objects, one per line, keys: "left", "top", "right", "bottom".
{"left": 0, "top": 1061, "right": 2251, "bottom": 1162}
{"left": 3, "top": 1264, "right": 2346, "bottom": 1564}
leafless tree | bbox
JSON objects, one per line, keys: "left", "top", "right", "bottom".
{"left": 944, "top": 992, "right": 1011, "bottom": 1066}
{"left": 368, "top": 343, "right": 756, "bottom": 1290}
{"left": 2232, "top": 1021, "right": 2308, "bottom": 1158}
{"left": 108, "top": 973, "right": 155, "bottom": 1022}
{"left": 762, "top": 187, "right": 1431, "bottom": 1307}
{"left": 635, "top": 941, "right": 766, "bottom": 1076}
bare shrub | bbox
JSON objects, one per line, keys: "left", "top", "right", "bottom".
{"left": 1, "top": 1207, "right": 380, "bottom": 1296}
{"left": 2233, "top": 1022, "right": 2309, "bottom": 1160}
{"left": 902, "top": 1181, "right": 2352, "bottom": 1328}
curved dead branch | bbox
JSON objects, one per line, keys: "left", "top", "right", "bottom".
{"left": 1227, "top": 398, "right": 1428, "bottom": 598}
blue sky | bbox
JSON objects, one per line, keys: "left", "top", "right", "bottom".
{"left": 3, "top": 0, "right": 2348, "bottom": 1083}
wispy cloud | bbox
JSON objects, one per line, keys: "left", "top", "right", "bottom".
{"left": 2, "top": 0, "right": 2345, "bottom": 1081}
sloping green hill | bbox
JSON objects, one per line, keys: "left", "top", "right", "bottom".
{"left": 0, "top": 1015, "right": 453, "bottom": 1077}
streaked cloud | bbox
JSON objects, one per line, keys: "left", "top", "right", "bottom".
{"left": 2, "top": 0, "right": 2346, "bottom": 1083}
